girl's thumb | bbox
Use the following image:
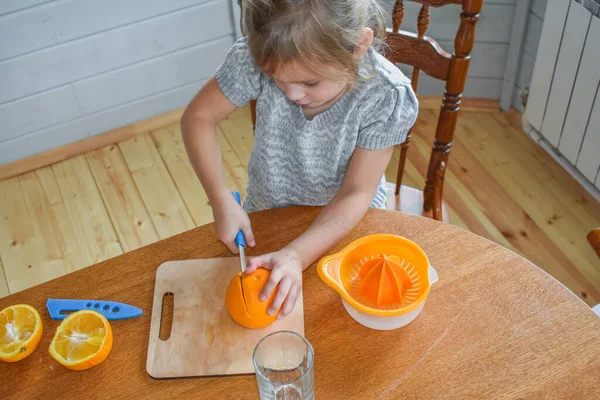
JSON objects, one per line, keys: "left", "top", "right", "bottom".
{"left": 242, "top": 225, "right": 256, "bottom": 247}
{"left": 245, "top": 254, "right": 271, "bottom": 274}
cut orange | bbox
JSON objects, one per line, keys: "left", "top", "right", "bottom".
{"left": 49, "top": 310, "right": 113, "bottom": 370}
{"left": 0, "top": 304, "right": 43, "bottom": 362}
{"left": 226, "top": 268, "right": 281, "bottom": 329}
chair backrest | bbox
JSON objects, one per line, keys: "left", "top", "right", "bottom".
{"left": 386, "top": 0, "right": 481, "bottom": 96}
{"left": 589, "top": 228, "right": 600, "bottom": 259}
{"left": 385, "top": 0, "right": 483, "bottom": 219}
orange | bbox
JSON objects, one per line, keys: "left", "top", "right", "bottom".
{"left": 0, "top": 304, "right": 43, "bottom": 362}
{"left": 226, "top": 268, "right": 281, "bottom": 329}
{"left": 49, "top": 310, "right": 113, "bottom": 370}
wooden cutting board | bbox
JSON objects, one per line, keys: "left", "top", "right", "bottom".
{"left": 146, "top": 258, "right": 305, "bottom": 378}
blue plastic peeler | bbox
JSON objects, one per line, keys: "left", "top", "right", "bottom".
{"left": 46, "top": 298, "right": 143, "bottom": 321}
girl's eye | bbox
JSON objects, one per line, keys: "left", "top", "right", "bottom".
{"left": 304, "top": 82, "right": 318, "bottom": 89}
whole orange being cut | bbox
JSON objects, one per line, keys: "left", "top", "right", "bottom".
{"left": 226, "top": 268, "right": 281, "bottom": 329}
{"left": 0, "top": 304, "right": 43, "bottom": 362}
{"left": 49, "top": 310, "right": 112, "bottom": 370}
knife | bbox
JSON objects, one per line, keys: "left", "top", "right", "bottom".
{"left": 46, "top": 298, "right": 143, "bottom": 321}
{"left": 232, "top": 191, "right": 247, "bottom": 273}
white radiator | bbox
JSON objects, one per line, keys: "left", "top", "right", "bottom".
{"left": 525, "top": 0, "right": 600, "bottom": 195}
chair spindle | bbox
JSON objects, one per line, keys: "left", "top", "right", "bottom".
{"left": 392, "top": 0, "right": 405, "bottom": 33}
{"left": 395, "top": 4, "right": 430, "bottom": 196}
{"left": 423, "top": 0, "right": 483, "bottom": 216}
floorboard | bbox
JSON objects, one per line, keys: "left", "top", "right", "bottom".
{"left": 0, "top": 106, "right": 598, "bottom": 307}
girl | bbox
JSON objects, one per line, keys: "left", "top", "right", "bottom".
{"left": 181, "top": 0, "right": 418, "bottom": 320}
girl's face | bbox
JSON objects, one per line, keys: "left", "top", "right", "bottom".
{"left": 271, "top": 62, "right": 348, "bottom": 110}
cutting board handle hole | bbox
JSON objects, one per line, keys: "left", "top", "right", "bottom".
{"left": 159, "top": 292, "right": 174, "bottom": 341}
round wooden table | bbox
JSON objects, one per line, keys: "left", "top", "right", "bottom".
{"left": 1, "top": 208, "right": 599, "bottom": 399}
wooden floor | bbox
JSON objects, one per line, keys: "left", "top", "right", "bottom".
{"left": 1, "top": 105, "right": 599, "bottom": 307}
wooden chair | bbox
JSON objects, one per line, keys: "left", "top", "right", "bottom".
{"left": 239, "top": 0, "right": 483, "bottom": 221}
{"left": 589, "top": 228, "right": 600, "bottom": 316}
{"left": 384, "top": 0, "right": 483, "bottom": 221}
{"left": 588, "top": 228, "right": 600, "bottom": 259}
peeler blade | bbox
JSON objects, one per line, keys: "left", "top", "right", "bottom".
{"left": 232, "top": 191, "right": 247, "bottom": 273}
{"left": 239, "top": 244, "right": 246, "bottom": 273}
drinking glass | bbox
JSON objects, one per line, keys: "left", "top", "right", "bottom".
{"left": 253, "top": 331, "right": 315, "bottom": 400}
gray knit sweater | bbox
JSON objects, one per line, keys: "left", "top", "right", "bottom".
{"left": 215, "top": 37, "right": 418, "bottom": 212}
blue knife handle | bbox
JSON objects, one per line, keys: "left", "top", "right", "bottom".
{"left": 232, "top": 191, "right": 246, "bottom": 248}
{"left": 46, "top": 299, "right": 143, "bottom": 321}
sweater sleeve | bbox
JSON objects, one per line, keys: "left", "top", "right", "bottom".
{"left": 356, "top": 84, "right": 419, "bottom": 150}
{"left": 215, "top": 37, "right": 262, "bottom": 106}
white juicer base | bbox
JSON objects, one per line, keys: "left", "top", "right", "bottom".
{"left": 341, "top": 265, "right": 438, "bottom": 330}
{"left": 341, "top": 299, "right": 427, "bottom": 330}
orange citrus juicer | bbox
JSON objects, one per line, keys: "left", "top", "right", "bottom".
{"left": 318, "top": 234, "right": 438, "bottom": 330}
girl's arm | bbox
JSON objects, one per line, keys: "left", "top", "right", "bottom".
{"left": 288, "top": 146, "right": 393, "bottom": 267}
{"left": 246, "top": 145, "right": 393, "bottom": 317}
{"left": 181, "top": 77, "right": 256, "bottom": 252}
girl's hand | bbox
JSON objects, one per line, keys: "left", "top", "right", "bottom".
{"left": 245, "top": 248, "right": 303, "bottom": 319}
{"left": 212, "top": 195, "right": 256, "bottom": 253}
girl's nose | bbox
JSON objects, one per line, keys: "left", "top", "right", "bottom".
{"left": 285, "top": 85, "right": 305, "bottom": 101}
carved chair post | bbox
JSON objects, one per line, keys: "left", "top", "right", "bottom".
{"left": 392, "top": 0, "right": 405, "bottom": 33}
{"left": 395, "top": 3, "right": 430, "bottom": 195}
{"left": 588, "top": 228, "right": 600, "bottom": 259}
{"left": 410, "top": 5, "right": 431, "bottom": 92}
{"left": 237, "top": 0, "right": 257, "bottom": 128}
{"left": 432, "top": 160, "right": 446, "bottom": 221}
{"left": 423, "top": 0, "right": 483, "bottom": 219}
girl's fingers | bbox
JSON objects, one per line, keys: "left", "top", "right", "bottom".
{"left": 219, "top": 234, "right": 239, "bottom": 254}
{"left": 279, "top": 285, "right": 300, "bottom": 318}
{"left": 245, "top": 254, "right": 272, "bottom": 274}
{"left": 268, "top": 277, "right": 292, "bottom": 315}
{"left": 260, "top": 267, "right": 283, "bottom": 301}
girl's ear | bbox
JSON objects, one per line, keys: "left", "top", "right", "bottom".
{"left": 354, "top": 27, "right": 374, "bottom": 58}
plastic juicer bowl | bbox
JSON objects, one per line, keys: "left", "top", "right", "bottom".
{"left": 317, "top": 234, "right": 438, "bottom": 330}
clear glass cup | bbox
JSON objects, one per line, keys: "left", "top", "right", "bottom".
{"left": 253, "top": 331, "right": 315, "bottom": 400}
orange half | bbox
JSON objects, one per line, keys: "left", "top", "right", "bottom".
{"left": 0, "top": 304, "right": 43, "bottom": 362}
{"left": 49, "top": 310, "right": 113, "bottom": 370}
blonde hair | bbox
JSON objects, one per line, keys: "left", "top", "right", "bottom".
{"left": 242, "top": 0, "right": 386, "bottom": 83}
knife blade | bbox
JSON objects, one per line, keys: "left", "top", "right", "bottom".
{"left": 232, "top": 191, "right": 247, "bottom": 273}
